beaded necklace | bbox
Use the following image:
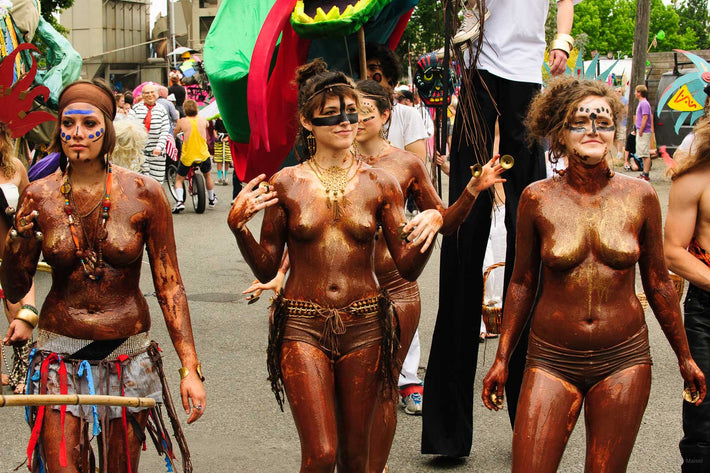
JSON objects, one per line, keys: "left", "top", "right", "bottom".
{"left": 307, "top": 154, "right": 359, "bottom": 221}
{"left": 60, "top": 163, "right": 112, "bottom": 281}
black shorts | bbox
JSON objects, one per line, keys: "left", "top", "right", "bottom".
{"left": 177, "top": 158, "right": 212, "bottom": 177}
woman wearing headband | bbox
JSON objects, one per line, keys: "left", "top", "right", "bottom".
{"left": 481, "top": 77, "right": 705, "bottom": 472}
{"left": 229, "top": 59, "right": 435, "bottom": 471}
{"left": 0, "top": 80, "right": 206, "bottom": 472}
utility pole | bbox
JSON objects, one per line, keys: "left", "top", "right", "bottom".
{"left": 628, "top": 0, "right": 651, "bottom": 121}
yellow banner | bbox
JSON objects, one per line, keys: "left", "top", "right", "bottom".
{"left": 668, "top": 84, "right": 703, "bottom": 112}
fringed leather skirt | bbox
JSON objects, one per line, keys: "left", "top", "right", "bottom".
{"left": 267, "top": 291, "right": 400, "bottom": 410}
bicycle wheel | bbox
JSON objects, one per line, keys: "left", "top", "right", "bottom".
{"left": 166, "top": 162, "right": 184, "bottom": 202}
{"left": 191, "top": 172, "right": 206, "bottom": 214}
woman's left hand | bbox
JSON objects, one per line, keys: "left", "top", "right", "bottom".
{"left": 402, "top": 209, "right": 443, "bottom": 253}
{"left": 680, "top": 358, "right": 707, "bottom": 406}
{"left": 3, "top": 319, "right": 33, "bottom": 345}
{"left": 181, "top": 374, "right": 207, "bottom": 424}
{"left": 466, "top": 155, "right": 507, "bottom": 196}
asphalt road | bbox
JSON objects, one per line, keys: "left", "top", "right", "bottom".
{"left": 0, "top": 162, "right": 690, "bottom": 472}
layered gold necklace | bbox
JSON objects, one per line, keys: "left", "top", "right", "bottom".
{"left": 308, "top": 155, "right": 360, "bottom": 221}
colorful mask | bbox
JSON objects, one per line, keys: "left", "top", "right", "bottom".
{"left": 414, "top": 52, "right": 456, "bottom": 107}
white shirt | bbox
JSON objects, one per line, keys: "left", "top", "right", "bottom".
{"left": 466, "top": 0, "right": 581, "bottom": 84}
{"left": 387, "top": 103, "right": 428, "bottom": 149}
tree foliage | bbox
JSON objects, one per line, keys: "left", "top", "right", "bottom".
{"left": 39, "top": 0, "right": 75, "bottom": 33}
{"left": 398, "top": 0, "right": 708, "bottom": 69}
{"left": 569, "top": 0, "right": 701, "bottom": 59}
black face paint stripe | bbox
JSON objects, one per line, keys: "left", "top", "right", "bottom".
{"left": 311, "top": 96, "right": 358, "bottom": 126}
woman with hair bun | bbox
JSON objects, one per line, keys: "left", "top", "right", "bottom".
{"left": 481, "top": 76, "right": 706, "bottom": 472}
{"left": 0, "top": 80, "right": 205, "bottom": 472}
{"left": 229, "top": 60, "right": 436, "bottom": 472}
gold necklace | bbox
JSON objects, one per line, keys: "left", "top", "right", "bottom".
{"left": 308, "top": 155, "right": 359, "bottom": 221}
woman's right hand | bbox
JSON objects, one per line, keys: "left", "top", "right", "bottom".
{"left": 680, "top": 357, "right": 707, "bottom": 406}
{"left": 482, "top": 358, "right": 509, "bottom": 411}
{"left": 228, "top": 174, "right": 278, "bottom": 232}
{"left": 243, "top": 271, "right": 285, "bottom": 302}
{"left": 3, "top": 319, "right": 33, "bottom": 345}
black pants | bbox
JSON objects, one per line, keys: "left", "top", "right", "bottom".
{"left": 680, "top": 284, "right": 710, "bottom": 472}
{"left": 421, "top": 70, "right": 544, "bottom": 457}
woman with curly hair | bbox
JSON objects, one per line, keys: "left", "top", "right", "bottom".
{"left": 229, "top": 60, "right": 436, "bottom": 472}
{"left": 0, "top": 121, "right": 35, "bottom": 394}
{"left": 482, "top": 76, "right": 706, "bottom": 472}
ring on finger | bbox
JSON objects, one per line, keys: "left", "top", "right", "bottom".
{"left": 19, "top": 217, "right": 27, "bottom": 226}
{"left": 196, "top": 405, "right": 203, "bottom": 410}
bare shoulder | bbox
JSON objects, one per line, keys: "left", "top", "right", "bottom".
{"left": 115, "top": 166, "right": 164, "bottom": 198}
{"left": 670, "top": 164, "right": 710, "bottom": 197}
{"left": 524, "top": 176, "right": 558, "bottom": 200}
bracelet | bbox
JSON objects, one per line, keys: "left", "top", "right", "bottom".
{"left": 554, "top": 33, "right": 574, "bottom": 47}
{"left": 21, "top": 304, "right": 38, "bottom": 315}
{"left": 179, "top": 363, "right": 205, "bottom": 382}
{"left": 14, "top": 308, "right": 38, "bottom": 329}
{"left": 550, "top": 39, "right": 571, "bottom": 56}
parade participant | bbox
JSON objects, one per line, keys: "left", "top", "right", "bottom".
{"left": 168, "top": 71, "right": 186, "bottom": 117}
{"left": 213, "top": 118, "right": 232, "bottom": 185}
{"left": 129, "top": 82, "right": 170, "bottom": 183}
{"left": 364, "top": 43, "right": 429, "bottom": 415}
{"left": 481, "top": 76, "right": 705, "bottom": 473}
{"left": 423, "top": 0, "right": 577, "bottom": 456}
{"left": 664, "top": 117, "right": 710, "bottom": 472}
{"left": 635, "top": 85, "right": 653, "bottom": 181}
{"left": 228, "top": 60, "right": 435, "bottom": 472}
{"left": 355, "top": 79, "right": 505, "bottom": 472}
{"left": 0, "top": 121, "right": 36, "bottom": 394}
{"left": 0, "top": 79, "right": 205, "bottom": 472}
{"left": 172, "top": 99, "right": 217, "bottom": 213}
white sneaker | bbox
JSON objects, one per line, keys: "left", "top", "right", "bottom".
{"left": 452, "top": 8, "right": 489, "bottom": 45}
{"left": 208, "top": 195, "right": 218, "bottom": 208}
{"left": 172, "top": 201, "right": 185, "bottom": 214}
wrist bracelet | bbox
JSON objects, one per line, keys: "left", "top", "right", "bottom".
{"left": 15, "top": 308, "right": 38, "bottom": 329}
{"left": 179, "top": 363, "right": 205, "bottom": 382}
{"left": 22, "top": 304, "right": 38, "bottom": 315}
{"left": 550, "top": 39, "right": 571, "bottom": 56}
{"left": 554, "top": 33, "right": 574, "bottom": 47}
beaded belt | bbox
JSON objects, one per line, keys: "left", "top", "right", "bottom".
{"left": 284, "top": 296, "right": 380, "bottom": 318}
{"left": 36, "top": 330, "right": 150, "bottom": 359}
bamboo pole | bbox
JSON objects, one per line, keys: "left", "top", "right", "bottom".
{"left": 358, "top": 27, "right": 367, "bottom": 79}
{"left": 0, "top": 394, "right": 156, "bottom": 408}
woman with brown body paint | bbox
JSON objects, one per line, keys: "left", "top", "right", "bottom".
{"left": 482, "top": 77, "right": 706, "bottom": 473}
{"left": 0, "top": 123, "right": 36, "bottom": 394}
{"left": 0, "top": 80, "right": 205, "bottom": 472}
{"left": 228, "top": 61, "right": 436, "bottom": 472}
{"left": 354, "top": 79, "right": 505, "bottom": 472}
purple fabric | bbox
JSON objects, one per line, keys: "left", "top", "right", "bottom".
{"left": 28, "top": 152, "right": 60, "bottom": 182}
{"left": 635, "top": 99, "right": 652, "bottom": 133}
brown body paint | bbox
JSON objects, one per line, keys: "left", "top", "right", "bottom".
{"left": 363, "top": 145, "right": 478, "bottom": 472}
{"left": 0, "top": 166, "right": 205, "bottom": 471}
{"left": 229, "top": 159, "right": 435, "bottom": 472}
{"left": 482, "top": 158, "right": 705, "bottom": 472}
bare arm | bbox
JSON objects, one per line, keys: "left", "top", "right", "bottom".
{"left": 404, "top": 139, "right": 427, "bottom": 163}
{"left": 228, "top": 174, "right": 284, "bottom": 282}
{"left": 378, "top": 171, "right": 434, "bottom": 281}
{"left": 145, "top": 182, "right": 206, "bottom": 423}
{"left": 482, "top": 187, "right": 541, "bottom": 409}
{"left": 412, "top": 155, "right": 504, "bottom": 235}
{"left": 664, "top": 173, "right": 710, "bottom": 291}
{"left": 642, "top": 187, "right": 705, "bottom": 402}
{"left": 549, "top": 0, "right": 574, "bottom": 76}
{"left": 0, "top": 190, "right": 41, "bottom": 303}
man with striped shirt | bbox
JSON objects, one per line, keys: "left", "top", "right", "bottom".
{"left": 130, "top": 83, "right": 170, "bottom": 183}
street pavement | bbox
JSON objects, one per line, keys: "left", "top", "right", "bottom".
{"left": 0, "top": 162, "right": 690, "bottom": 472}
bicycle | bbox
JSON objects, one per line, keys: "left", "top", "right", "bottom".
{"left": 166, "top": 159, "right": 207, "bottom": 214}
